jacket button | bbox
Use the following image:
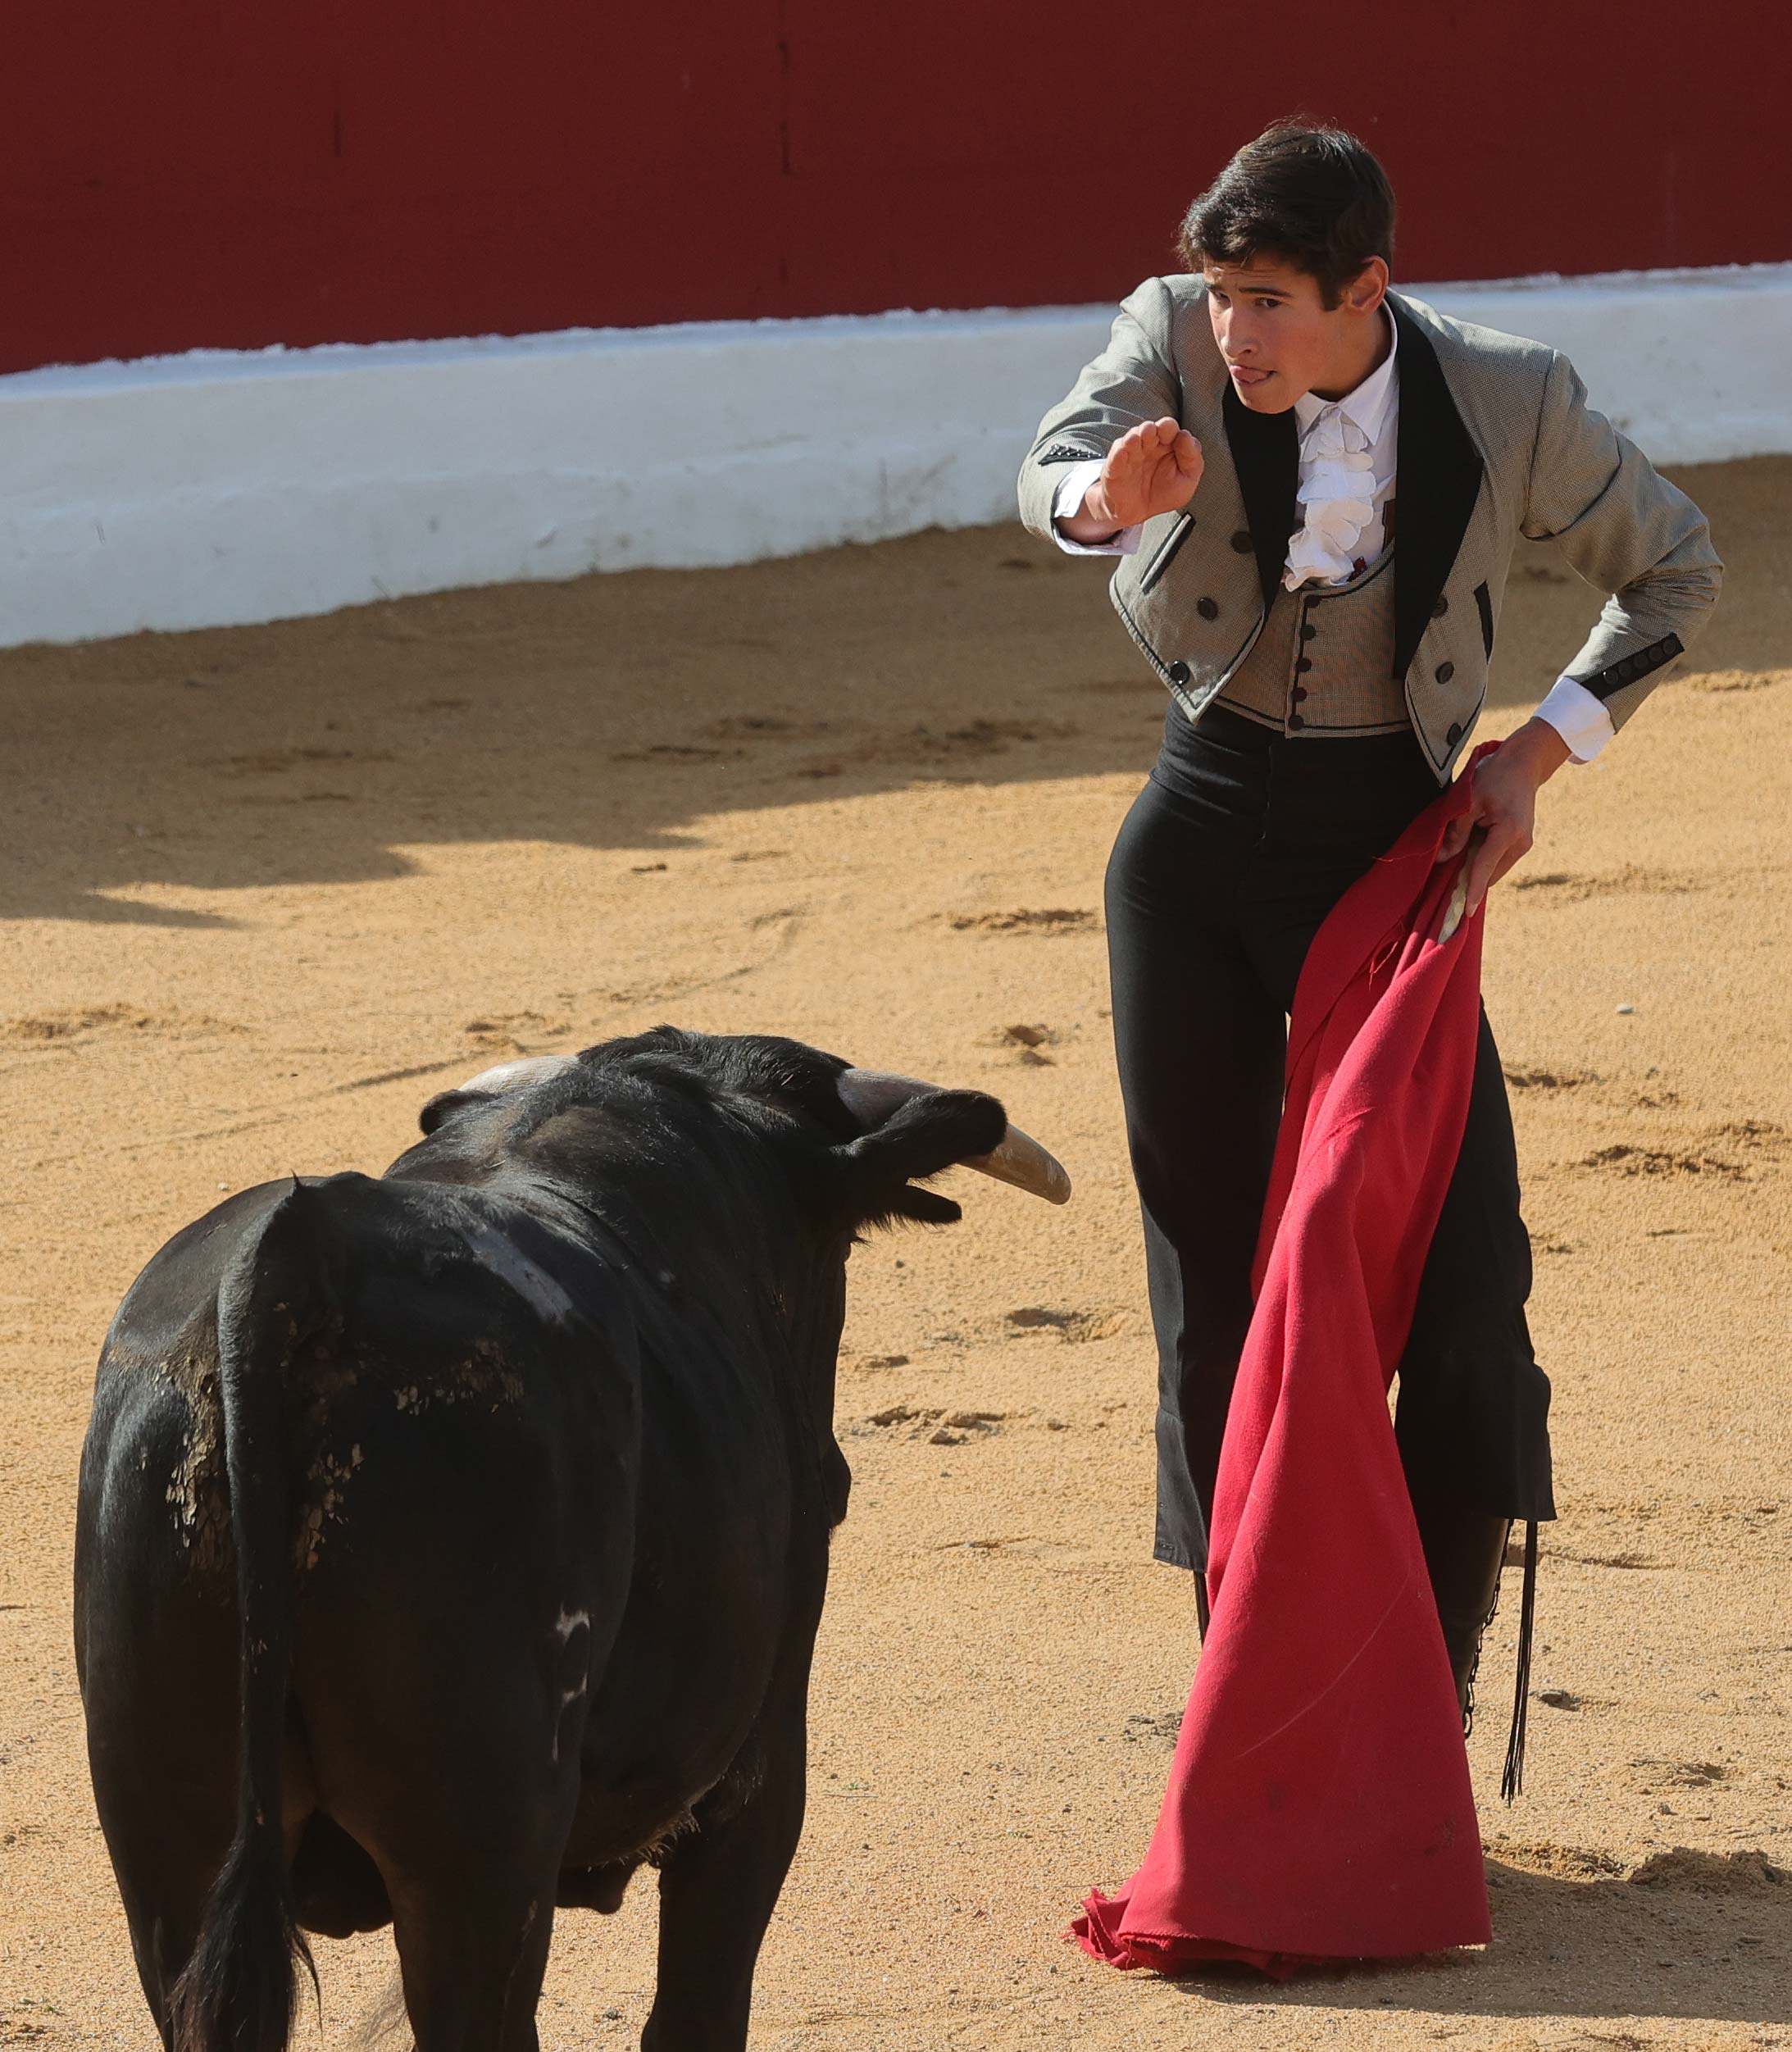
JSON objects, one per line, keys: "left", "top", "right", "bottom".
{"left": 1294, "top": 657, "right": 1312, "bottom": 674}
{"left": 1167, "top": 660, "right": 1191, "bottom": 685}
{"left": 1299, "top": 623, "right": 1317, "bottom": 641}
{"left": 1446, "top": 721, "right": 1463, "bottom": 745}
{"left": 1288, "top": 712, "right": 1306, "bottom": 730}
{"left": 1291, "top": 685, "right": 1309, "bottom": 703}
{"left": 1431, "top": 595, "right": 1449, "bottom": 618}
{"left": 1196, "top": 596, "right": 1218, "bottom": 621}
{"left": 1230, "top": 530, "right": 1254, "bottom": 554}
{"left": 1435, "top": 662, "right": 1455, "bottom": 684}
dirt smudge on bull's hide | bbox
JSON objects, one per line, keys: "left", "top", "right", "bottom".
{"left": 105, "top": 1327, "right": 234, "bottom": 1585}
{"left": 161, "top": 1344, "right": 232, "bottom": 1581}
{"left": 296, "top": 1441, "right": 366, "bottom": 1573}
{"left": 385, "top": 1336, "right": 525, "bottom": 1418}
{"left": 289, "top": 1352, "right": 359, "bottom": 1574}
{"left": 288, "top": 1339, "right": 523, "bottom": 1572}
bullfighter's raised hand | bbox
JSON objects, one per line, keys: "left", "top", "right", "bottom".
{"left": 1059, "top": 416, "right": 1203, "bottom": 543}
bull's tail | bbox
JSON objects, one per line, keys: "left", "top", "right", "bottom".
{"left": 170, "top": 1180, "right": 326, "bottom": 2052}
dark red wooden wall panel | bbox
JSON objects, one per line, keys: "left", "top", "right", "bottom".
{"left": 1, "top": 1, "right": 1781, "bottom": 373}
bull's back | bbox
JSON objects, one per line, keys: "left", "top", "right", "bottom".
{"left": 283, "top": 1178, "right": 645, "bottom": 1670}
{"left": 76, "top": 1174, "right": 647, "bottom": 1740}
{"left": 78, "top": 1167, "right": 810, "bottom": 1924}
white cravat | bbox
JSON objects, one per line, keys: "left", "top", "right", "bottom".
{"left": 1285, "top": 325, "right": 1399, "bottom": 588}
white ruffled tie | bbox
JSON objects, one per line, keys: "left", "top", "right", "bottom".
{"left": 1284, "top": 404, "right": 1377, "bottom": 589}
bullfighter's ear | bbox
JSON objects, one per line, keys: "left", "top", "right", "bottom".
{"left": 417, "top": 1087, "right": 493, "bottom": 1135}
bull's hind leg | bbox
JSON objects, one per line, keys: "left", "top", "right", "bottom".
{"left": 302, "top": 1586, "right": 590, "bottom": 2051}
{"left": 330, "top": 1722, "right": 571, "bottom": 2052}
{"left": 86, "top": 1681, "right": 234, "bottom": 2048}
{"left": 386, "top": 1867, "right": 558, "bottom": 2052}
{"left": 317, "top": 1701, "right": 576, "bottom": 2052}
{"left": 111, "top": 1862, "right": 216, "bottom": 2052}
{"left": 640, "top": 1690, "right": 808, "bottom": 2052}
{"left": 76, "top": 1455, "right": 245, "bottom": 2045}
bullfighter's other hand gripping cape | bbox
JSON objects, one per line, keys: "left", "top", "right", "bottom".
{"left": 1076, "top": 740, "right": 1508, "bottom": 1975}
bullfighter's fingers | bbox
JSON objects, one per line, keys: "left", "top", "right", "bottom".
{"left": 1462, "top": 823, "right": 1507, "bottom": 916}
{"left": 1485, "top": 833, "right": 1535, "bottom": 894}
{"left": 1434, "top": 811, "right": 1475, "bottom": 863}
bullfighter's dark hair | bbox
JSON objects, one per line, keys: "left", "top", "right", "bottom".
{"left": 1180, "top": 121, "right": 1396, "bottom": 307}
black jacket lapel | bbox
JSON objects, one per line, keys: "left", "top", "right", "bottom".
{"left": 1388, "top": 294, "right": 1484, "bottom": 683}
{"left": 1221, "top": 378, "right": 1299, "bottom": 612}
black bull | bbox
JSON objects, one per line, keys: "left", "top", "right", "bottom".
{"left": 74, "top": 1028, "right": 1068, "bottom": 2052}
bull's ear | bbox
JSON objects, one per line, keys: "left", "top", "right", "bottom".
{"left": 839, "top": 1088, "right": 1008, "bottom": 1228}
{"left": 418, "top": 1087, "right": 494, "bottom": 1135}
{"left": 835, "top": 1068, "right": 1071, "bottom": 1206}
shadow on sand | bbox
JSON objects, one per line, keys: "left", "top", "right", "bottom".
{"left": 1158, "top": 1845, "right": 1791, "bottom": 2030}
{"left": 2, "top": 460, "right": 1781, "bottom": 928}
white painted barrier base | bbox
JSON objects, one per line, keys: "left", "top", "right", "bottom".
{"left": 3, "top": 263, "right": 1788, "bottom": 648}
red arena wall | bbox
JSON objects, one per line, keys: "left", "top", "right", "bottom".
{"left": 3, "top": 1, "right": 1784, "bottom": 375}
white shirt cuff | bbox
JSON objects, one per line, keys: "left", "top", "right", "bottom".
{"left": 1050, "top": 460, "right": 1142, "bottom": 556}
{"left": 1532, "top": 675, "right": 1616, "bottom": 763}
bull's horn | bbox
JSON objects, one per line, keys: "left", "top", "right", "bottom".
{"left": 835, "top": 1068, "right": 1071, "bottom": 1206}
{"left": 963, "top": 1126, "right": 1072, "bottom": 1206}
{"left": 460, "top": 1053, "right": 578, "bottom": 1095}
{"left": 834, "top": 1069, "right": 923, "bottom": 1126}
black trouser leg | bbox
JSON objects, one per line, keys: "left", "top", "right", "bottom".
{"left": 1393, "top": 1006, "right": 1557, "bottom": 1522}
{"left": 1104, "top": 776, "right": 1284, "bottom": 1572}
{"left": 1409, "top": 1495, "right": 1512, "bottom": 1721}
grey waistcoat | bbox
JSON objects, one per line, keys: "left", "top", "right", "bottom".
{"left": 1215, "top": 548, "right": 1408, "bottom": 737}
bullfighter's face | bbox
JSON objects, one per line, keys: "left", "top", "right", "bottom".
{"left": 1203, "top": 254, "right": 1390, "bottom": 414}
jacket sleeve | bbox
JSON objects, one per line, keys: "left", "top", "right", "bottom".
{"left": 1522, "top": 350, "right": 1722, "bottom": 735}
{"left": 1017, "top": 276, "right": 1183, "bottom": 543}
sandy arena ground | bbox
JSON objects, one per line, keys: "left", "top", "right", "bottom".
{"left": 2, "top": 457, "right": 1788, "bottom": 2050}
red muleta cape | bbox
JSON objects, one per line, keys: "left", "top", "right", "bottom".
{"left": 1076, "top": 743, "right": 1503, "bottom": 1977}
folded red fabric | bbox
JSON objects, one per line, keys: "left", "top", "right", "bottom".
{"left": 1075, "top": 743, "right": 1502, "bottom": 1976}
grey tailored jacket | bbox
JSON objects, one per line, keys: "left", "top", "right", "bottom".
{"left": 1018, "top": 275, "right": 1722, "bottom": 782}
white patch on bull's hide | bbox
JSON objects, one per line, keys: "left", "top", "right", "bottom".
{"left": 550, "top": 1608, "right": 592, "bottom": 1764}
{"left": 457, "top": 1221, "right": 579, "bottom": 1326}
{"left": 460, "top": 1053, "right": 576, "bottom": 1096}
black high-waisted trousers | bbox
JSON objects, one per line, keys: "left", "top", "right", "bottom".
{"left": 1106, "top": 703, "right": 1557, "bottom": 1572}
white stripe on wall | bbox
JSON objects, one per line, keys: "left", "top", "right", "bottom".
{"left": 3, "top": 262, "right": 1786, "bottom": 648}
